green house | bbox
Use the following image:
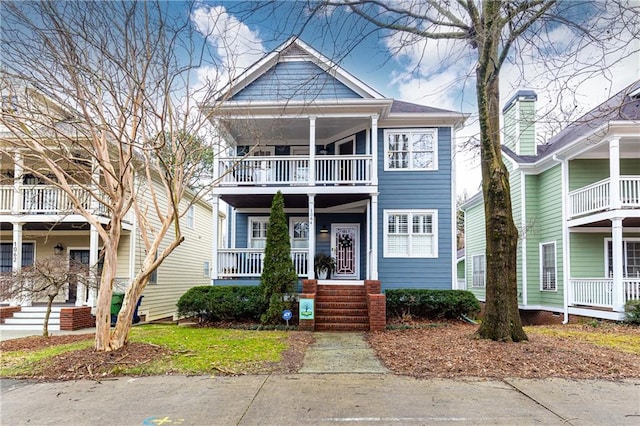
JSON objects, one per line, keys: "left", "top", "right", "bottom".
{"left": 462, "top": 81, "right": 640, "bottom": 321}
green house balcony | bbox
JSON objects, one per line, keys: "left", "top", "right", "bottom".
{"left": 216, "top": 155, "right": 373, "bottom": 187}
{"left": 568, "top": 278, "right": 640, "bottom": 310}
{"left": 568, "top": 176, "right": 640, "bottom": 219}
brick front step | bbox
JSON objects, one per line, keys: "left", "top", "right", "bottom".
{"left": 315, "top": 323, "right": 370, "bottom": 331}
{"left": 315, "top": 295, "right": 368, "bottom": 303}
{"left": 316, "top": 315, "right": 369, "bottom": 324}
{"left": 316, "top": 308, "right": 369, "bottom": 317}
{"left": 316, "top": 288, "right": 366, "bottom": 297}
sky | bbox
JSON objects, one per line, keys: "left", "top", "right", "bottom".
{"left": 186, "top": 1, "right": 640, "bottom": 197}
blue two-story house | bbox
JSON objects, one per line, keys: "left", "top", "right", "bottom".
{"left": 203, "top": 38, "right": 466, "bottom": 329}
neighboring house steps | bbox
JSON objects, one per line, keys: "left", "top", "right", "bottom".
{"left": 314, "top": 284, "right": 369, "bottom": 331}
{"left": 0, "top": 305, "right": 62, "bottom": 331}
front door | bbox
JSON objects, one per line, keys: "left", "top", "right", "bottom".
{"left": 331, "top": 224, "right": 359, "bottom": 279}
{"left": 68, "top": 249, "right": 90, "bottom": 303}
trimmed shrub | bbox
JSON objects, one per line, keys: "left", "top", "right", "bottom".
{"left": 624, "top": 300, "right": 640, "bottom": 325}
{"left": 177, "top": 286, "right": 265, "bottom": 323}
{"left": 386, "top": 289, "right": 481, "bottom": 320}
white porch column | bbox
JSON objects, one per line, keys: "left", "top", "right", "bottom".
{"left": 371, "top": 115, "right": 378, "bottom": 185}
{"left": 12, "top": 152, "right": 23, "bottom": 214}
{"left": 11, "top": 222, "right": 27, "bottom": 306}
{"left": 309, "top": 117, "right": 316, "bottom": 186}
{"left": 366, "top": 198, "right": 371, "bottom": 280}
{"left": 371, "top": 194, "right": 379, "bottom": 280}
{"left": 85, "top": 225, "right": 100, "bottom": 307}
{"left": 609, "top": 138, "right": 621, "bottom": 210}
{"left": 611, "top": 217, "right": 625, "bottom": 312}
{"left": 308, "top": 194, "right": 316, "bottom": 279}
{"left": 211, "top": 196, "right": 219, "bottom": 280}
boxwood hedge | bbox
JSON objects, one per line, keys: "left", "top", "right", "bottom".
{"left": 386, "top": 289, "right": 481, "bottom": 320}
{"left": 177, "top": 286, "right": 265, "bottom": 323}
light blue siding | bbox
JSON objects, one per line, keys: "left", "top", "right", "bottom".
{"left": 231, "top": 62, "right": 361, "bottom": 101}
{"left": 377, "top": 127, "right": 453, "bottom": 290}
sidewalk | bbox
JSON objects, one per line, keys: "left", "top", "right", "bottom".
{"left": 0, "top": 328, "right": 96, "bottom": 341}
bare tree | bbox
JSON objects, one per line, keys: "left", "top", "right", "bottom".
{"left": 0, "top": 256, "right": 93, "bottom": 337}
{"left": 0, "top": 1, "right": 233, "bottom": 350}
{"left": 313, "top": 0, "right": 639, "bottom": 341}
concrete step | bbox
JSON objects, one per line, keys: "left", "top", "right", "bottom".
{"left": 20, "top": 306, "right": 64, "bottom": 313}
{"left": 315, "top": 323, "right": 369, "bottom": 331}
{"left": 4, "top": 317, "right": 60, "bottom": 325}
{"left": 12, "top": 311, "right": 61, "bottom": 319}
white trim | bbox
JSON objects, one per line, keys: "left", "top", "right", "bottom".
{"left": 604, "top": 237, "right": 640, "bottom": 278}
{"left": 337, "top": 135, "right": 356, "bottom": 155}
{"left": 186, "top": 205, "right": 195, "bottom": 230}
{"left": 520, "top": 171, "right": 527, "bottom": 305}
{"left": 560, "top": 158, "right": 570, "bottom": 323}
{"left": 382, "top": 209, "right": 438, "bottom": 258}
{"left": 451, "top": 125, "right": 457, "bottom": 289}
{"left": 539, "top": 241, "right": 557, "bottom": 292}
{"left": 288, "top": 216, "right": 310, "bottom": 249}
{"left": 383, "top": 128, "right": 439, "bottom": 171}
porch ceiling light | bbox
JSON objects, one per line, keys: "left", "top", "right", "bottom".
{"left": 320, "top": 225, "right": 329, "bottom": 234}
{"left": 54, "top": 243, "right": 64, "bottom": 255}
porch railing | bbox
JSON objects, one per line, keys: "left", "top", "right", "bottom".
{"left": 217, "top": 248, "right": 308, "bottom": 278}
{"left": 568, "top": 176, "right": 640, "bottom": 218}
{"left": 216, "top": 155, "right": 372, "bottom": 186}
{"left": 569, "top": 278, "right": 640, "bottom": 308}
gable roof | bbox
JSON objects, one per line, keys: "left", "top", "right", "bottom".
{"left": 219, "top": 37, "right": 384, "bottom": 102}
{"left": 503, "top": 79, "right": 640, "bottom": 164}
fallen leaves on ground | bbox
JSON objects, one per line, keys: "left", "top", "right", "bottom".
{"left": 367, "top": 322, "right": 640, "bottom": 380}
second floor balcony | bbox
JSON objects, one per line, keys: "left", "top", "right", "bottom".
{"left": 216, "top": 155, "right": 373, "bottom": 187}
{"left": 568, "top": 176, "right": 640, "bottom": 219}
{"left": 0, "top": 184, "right": 109, "bottom": 217}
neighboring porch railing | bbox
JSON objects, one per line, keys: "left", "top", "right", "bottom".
{"left": 216, "top": 155, "right": 372, "bottom": 186}
{"left": 568, "top": 278, "right": 640, "bottom": 308}
{"left": 217, "top": 248, "right": 308, "bottom": 278}
{"left": 568, "top": 176, "right": 640, "bottom": 218}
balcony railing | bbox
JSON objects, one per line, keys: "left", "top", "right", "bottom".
{"left": 568, "top": 176, "right": 640, "bottom": 218}
{"left": 0, "top": 185, "right": 126, "bottom": 221}
{"left": 216, "top": 155, "right": 373, "bottom": 186}
{"left": 568, "top": 278, "right": 640, "bottom": 308}
{"left": 217, "top": 248, "right": 308, "bottom": 278}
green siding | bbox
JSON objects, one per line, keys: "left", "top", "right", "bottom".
{"left": 622, "top": 158, "right": 640, "bottom": 175}
{"left": 569, "top": 159, "right": 640, "bottom": 191}
{"left": 457, "top": 258, "right": 465, "bottom": 280}
{"left": 464, "top": 201, "right": 486, "bottom": 300}
{"left": 506, "top": 161, "right": 524, "bottom": 302}
{"left": 525, "top": 165, "right": 563, "bottom": 308}
{"left": 570, "top": 232, "right": 640, "bottom": 278}
{"left": 518, "top": 101, "right": 536, "bottom": 156}
{"left": 503, "top": 105, "right": 517, "bottom": 152}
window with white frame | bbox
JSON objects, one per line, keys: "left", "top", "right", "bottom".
{"left": 0, "top": 242, "right": 35, "bottom": 273}
{"left": 203, "top": 261, "right": 210, "bottom": 278}
{"left": 540, "top": 242, "right": 556, "bottom": 291}
{"left": 384, "top": 210, "right": 437, "bottom": 257}
{"left": 384, "top": 129, "right": 437, "bottom": 171}
{"left": 186, "top": 205, "right": 195, "bottom": 229}
{"left": 249, "top": 218, "right": 269, "bottom": 249}
{"left": 289, "top": 218, "right": 309, "bottom": 249}
{"left": 472, "top": 254, "right": 485, "bottom": 288}
{"left": 606, "top": 239, "right": 640, "bottom": 278}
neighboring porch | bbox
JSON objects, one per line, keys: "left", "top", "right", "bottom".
{"left": 568, "top": 278, "right": 640, "bottom": 319}
{"left": 568, "top": 176, "right": 640, "bottom": 219}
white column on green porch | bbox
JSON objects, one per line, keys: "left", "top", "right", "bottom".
{"left": 12, "top": 152, "right": 23, "bottom": 214}
{"left": 309, "top": 116, "right": 316, "bottom": 187}
{"left": 85, "top": 225, "right": 100, "bottom": 307}
{"left": 611, "top": 217, "right": 625, "bottom": 312}
{"left": 371, "top": 115, "right": 379, "bottom": 184}
{"left": 211, "top": 195, "right": 219, "bottom": 280}
{"left": 308, "top": 194, "right": 316, "bottom": 279}
{"left": 371, "top": 194, "right": 378, "bottom": 280}
{"left": 609, "top": 138, "right": 621, "bottom": 210}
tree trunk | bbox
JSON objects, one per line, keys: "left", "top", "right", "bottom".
{"left": 474, "top": 22, "right": 527, "bottom": 342}
{"left": 42, "top": 295, "right": 55, "bottom": 337}
{"left": 94, "top": 221, "right": 122, "bottom": 351}
{"left": 110, "top": 278, "right": 145, "bottom": 349}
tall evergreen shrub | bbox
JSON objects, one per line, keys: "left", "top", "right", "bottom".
{"left": 260, "top": 191, "right": 298, "bottom": 324}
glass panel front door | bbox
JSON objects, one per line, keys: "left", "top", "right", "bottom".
{"left": 331, "top": 224, "right": 359, "bottom": 279}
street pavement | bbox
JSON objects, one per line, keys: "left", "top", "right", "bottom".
{"left": 1, "top": 331, "right": 639, "bottom": 425}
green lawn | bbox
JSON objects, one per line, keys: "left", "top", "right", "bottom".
{"left": 525, "top": 325, "right": 640, "bottom": 354}
{"left": 0, "top": 325, "right": 290, "bottom": 378}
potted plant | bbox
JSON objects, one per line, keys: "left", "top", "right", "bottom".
{"left": 314, "top": 253, "right": 336, "bottom": 279}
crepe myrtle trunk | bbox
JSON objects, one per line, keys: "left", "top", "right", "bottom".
{"left": 94, "top": 222, "right": 122, "bottom": 351}
{"left": 474, "top": 63, "right": 527, "bottom": 342}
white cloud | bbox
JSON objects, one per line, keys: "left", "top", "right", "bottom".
{"left": 190, "top": 4, "right": 265, "bottom": 80}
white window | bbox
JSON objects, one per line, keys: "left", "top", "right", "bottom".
{"left": 606, "top": 238, "right": 640, "bottom": 278}
{"left": 383, "top": 210, "right": 437, "bottom": 258}
{"left": 289, "top": 218, "right": 309, "bottom": 249}
{"left": 472, "top": 254, "right": 485, "bottom": 288}
{"left": 384, "top": 129, "right": 438, "bottom": 171}
{"left": 540, "top": 242, "right": 557, "bottom": 291}
{"left": 186, "top": 205, "right": 195, "bottom": 229}
{"left": 248, "top": 217, "right": 269, "bottom": 249}
{"left": 203, "top": 261, "right": 210, "bottom": 278}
